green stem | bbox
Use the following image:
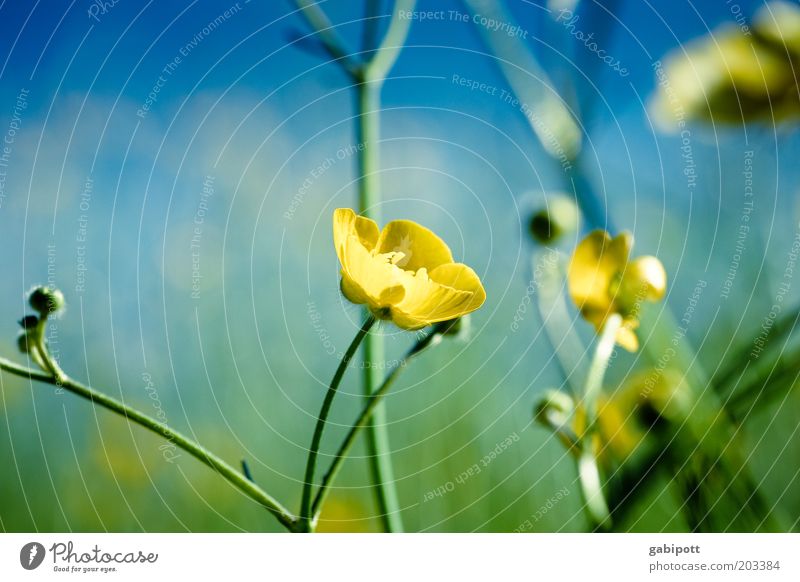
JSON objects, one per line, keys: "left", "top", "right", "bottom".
{"left": 295, "top": 0, "right": 415, "bottom": 533}
{"left": 311, "top": 329, "right": 439, "bottom": 525}
{"left": 577, "top": 313, "right": 622, "bottom": 529}
{"left": 299, "top": 315, "right": 376, "bottom": 531}
{"left": 583, "top": 313, "right": 622, "bottom": 430}
{"left": 353, "top": 0, "right": 415, "bottom": 534}
{"left": 0, "top": 355, "right": 297, "bottom": 531}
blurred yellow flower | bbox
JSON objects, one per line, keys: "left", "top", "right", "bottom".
{"left": 652, "top": 1, "right": 800, "bottom": 125}
{"left": 568, "top": 230, "right": 666, "bottom": 352}
{"left": 333, "top": 208, "right": 486, "bottom": 330}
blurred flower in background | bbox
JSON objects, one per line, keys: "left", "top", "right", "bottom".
{"left": 651, "top": 1, "right": 800, "bottom": 126}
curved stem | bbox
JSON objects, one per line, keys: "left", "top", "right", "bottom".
{"left": 311, "top": 329, "right": 439, "bottom": 524}
{"left": 299, "top": 314, "right": 376, "bottom": 531}
{"left": 363, "top": 0, "right": 416, "bottom": 83}
{"left": 583, "top": 314, "right": 622, "bottom": 430}
{"left": 577, "top": 313, "right": 622, "bottom": 529}
{"left": 0, "top": 355, "right": 297, "bottom": 531}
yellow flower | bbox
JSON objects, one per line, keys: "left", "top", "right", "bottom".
{"left": 333, "top": 208, "right": 486, "bottom": 330}
{"left": 568, "top": 230, "right": 666, "bottom": 352}
{"left": 652, "top": 2, "right": 800, "bottom": 126}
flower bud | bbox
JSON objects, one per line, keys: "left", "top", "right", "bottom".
{"left": 533, "top": 389, "right": 575, "bottom": 427}
{"left": 17, "top": 332, "right": 33, "bottom": 354}
{"left": 529, "top": 195, "right": 580, "bottom": 244}
{"left": 433, "top": 315, "right": 471, "bottom": 341}
{"left": 28, "top": 286, "right": 65, "bottom": 316}
{"left": 18, "top": 315, "right": 39, "bottom": 330}
{"left": 616, "top": 256, "right": 667, "bottom": 315}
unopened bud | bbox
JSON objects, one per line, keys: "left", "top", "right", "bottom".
{"left": 28, "top": 286, "right": 65, "bottom": 316}
{"left": 18, "top": 315, "right": 39, "bottom": 330}
{"left": 529, "top": 195, "right": 580, "bottom": 244}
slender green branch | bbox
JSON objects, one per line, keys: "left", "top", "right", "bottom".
{"left": 362, "top": 0, "right": 416, "bottom": 83}
{"left": 299, "top": 314, "right": 376, "bottom": 531}
{"left": 0, "top": 355, "right": 297, "bottom": 531}
{"left": 361, "top": 0, "right": 381, "bottom": 55}
{"left": 293, "top": 0, "right": 362, "bottom": 78}
{"left": 311, "top": 329, "right": 439, "bottom": 524}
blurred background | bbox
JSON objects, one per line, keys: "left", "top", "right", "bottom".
{"left": 0, "top": 0, "right": 798, "bottom": 532}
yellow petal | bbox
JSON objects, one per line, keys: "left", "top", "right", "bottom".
{"left": 340, "top": 234, "right": 406, "bottom": 310}
{"left": 391, "top": 269, "right": 476, "bottom": 330}
{"left": 376, "top": 219, "right": 454, "bottom": 272}
{"left": 568, "top": 230, "right": 631, "bottom": 313}
{"left": 333, "top": 208, "right": 380, "bottom": 268}
{"left": 429, "top": 263, "right": 486, "bottom": 312}
{"left": 617, "top": 255, "right": 667, "bottom": 308}
{"left": 616, "top": 323, "right": 639, "bottom": 352}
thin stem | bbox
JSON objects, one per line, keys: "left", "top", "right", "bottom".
{"left": 311, "top": 330, "right": 439, "bottom": 524}
{"left": 362, "top": 0, "right": 416, "bottom": 83}
{"left": 293, "top": 0, "right": 362, "bottom": 78}
{"left": 361, "top": 0, "right": 381, "bottom": 55}
{"left": 296, "top": 0, "right": 416, "bottom": 533}
{"left": 354, "top": 0, "right": 417, "bottom": 534}
{"left": 577, "top": 313, "right": 622, "bottom": 529}
{"left": 583, "top": 313, "right": 622, "bottom": 430}
{"left": 0, "top": 355, "right": 297, "bottom": 530}
{"left": 299, "top": 314, "right": 376, "bottom": 531}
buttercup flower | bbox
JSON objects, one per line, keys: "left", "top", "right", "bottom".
{"left": 651, "top": 1, "right": 800, "bottom": 126}
{"left": 333, "top": 208, "right": 486, "bottom": 330}
{"left": 568, "top": 230, "right": 666, "bottom": 352}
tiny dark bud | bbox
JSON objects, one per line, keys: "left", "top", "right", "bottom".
{"left": 18, "top": 315, "right": 39, "bottom": 330}
{"left": 17, "top": 332, "right": 33, "bottom": 354}
{"left": 528, "top": 196, "right": 580, "bottom": 244}
{"left": 28, "top": 286, "right": 65, "bottom": 316}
